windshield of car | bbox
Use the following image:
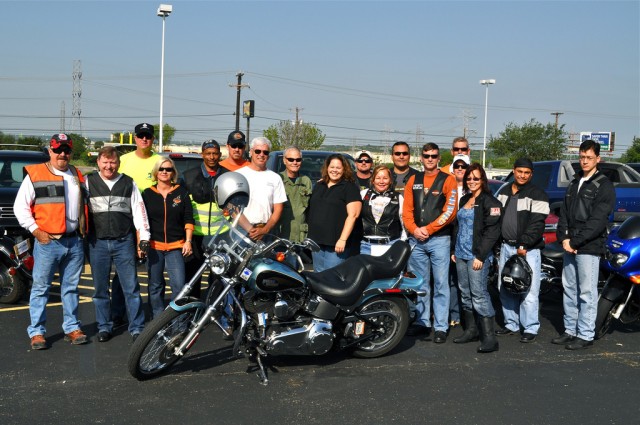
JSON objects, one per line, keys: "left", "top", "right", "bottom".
{"left": 0, "top": 157, "right": 47, "bottom": 188}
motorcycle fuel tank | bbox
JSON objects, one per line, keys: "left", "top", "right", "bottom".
{"left": 246, "top": 258, "right": 306, "bottom": 292}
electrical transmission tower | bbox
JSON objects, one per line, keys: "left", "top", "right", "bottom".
{"left": 60, "top": 101, "right": 66, "bottom": 133}
{"left": 70, "top": 60, "right": 82, "bottom": 135}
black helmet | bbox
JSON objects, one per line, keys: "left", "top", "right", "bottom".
{"left": 501, "top": 255, "right": 532, "bottom": 295}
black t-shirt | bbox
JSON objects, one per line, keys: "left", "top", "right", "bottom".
{"left": 357, "top": 175, "right": 371, "bottom": 191}
{"left": 307, "top": 180, "right": 362, "bottom": 247}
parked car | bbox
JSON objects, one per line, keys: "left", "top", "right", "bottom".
{"left": 266, "top": 150, "right": 356, "bottom": 187}
{"left": 627, "top": 163, "right": 640, "bottom": 174}
{"left": 165, "top": 152, "right": 203, "bottom": 178}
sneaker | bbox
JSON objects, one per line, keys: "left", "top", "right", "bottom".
{"left": 30, "top": 334, "right": 48, "bottom": 350}
{"left": 64, "top": 329, "right": 88, "bottom": 345}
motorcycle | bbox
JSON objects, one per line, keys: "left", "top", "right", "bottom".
{"left": 595, "top": 216, "right": 640, "bottom": 339}
{"left": 128, "top": 209, "right": 424, "bottom": 384}
{"left": 0, "top": 226, "right": 34, "bottom": 304}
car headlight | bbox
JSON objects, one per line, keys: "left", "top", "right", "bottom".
{"left": 208, "top": 253, "right": 230, "bottom": 275}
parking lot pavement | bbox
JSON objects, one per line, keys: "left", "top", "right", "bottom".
{"left": 1, "top": 285, "right": 639, "bottom": 424}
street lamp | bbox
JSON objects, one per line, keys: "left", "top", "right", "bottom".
{"left": 480, "top": 79, "right": 495, "bottom": 168}
{"left": 157, "top": 4, "right": 172, "bottom": 152}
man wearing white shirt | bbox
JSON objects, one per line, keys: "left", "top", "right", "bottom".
{"left": 14, "top": 133, "right": 89, "bottom": 350}
{"left": 85, "top": 146, "right": 151, "bottom": 342}
{"left": 237, "top": 137, "right": 287, "bottom": 241}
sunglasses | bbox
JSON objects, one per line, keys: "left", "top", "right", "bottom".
{"left": 158, "top": 167, "right": 174, "bottom": 172}
{"left": 466, "top": 177, "right": 481, "bottom": 182}
{"left": 453, "top": 164, "right": 468, "bottom": 170}
{"left": 285, "top": 157, "right": 302, "bottom": 163}
{"left": 356, "top": 159, "right": 373, "bottom": 164}
{"left": 422, "top": 154, "right": 439, "bottom": 159}
{"left": 229, "top": 143, "right": 245, "bottom": 149}
{"left": 452, "top": 147, "right": 469, "bottom": 152}
{"left": 51, "top": 146, "right": 72, "bottom": 154}
{"left": 137, "top": 134, "right": 153, "bottom": 140}
{"left": 393, "top": 151, "right": 409, "bottom": 157}
{"left": 253, "top": 149, "right": 270, "bottom": 156}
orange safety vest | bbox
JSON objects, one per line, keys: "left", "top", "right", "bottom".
{"left": 25, "top": 163, "right": 88, "bottom": 235}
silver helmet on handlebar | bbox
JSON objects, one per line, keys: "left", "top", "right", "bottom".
{"left": 214, "top": 171, "right": 250, "bottom": 210}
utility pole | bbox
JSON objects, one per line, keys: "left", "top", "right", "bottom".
{"left": 551, "top": 112, "right": 564, "bottom": 129}
{"left": 229, "top": 72, "right": 249, "bottom": 131}
{"left": 71, "top": 60, "right": 82, "bottom": 135}
{"left": 60, "top": 101, "right": 66, "bottom": 133}
{"left": 291, "top": 106, "right": 303, "bottom": 145}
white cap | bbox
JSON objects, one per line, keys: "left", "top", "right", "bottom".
{"left": 450, "top": 154, "right": 471, "bottom": 172}
{"left": 356, "top": 150, "right": 373, "bottom": 159}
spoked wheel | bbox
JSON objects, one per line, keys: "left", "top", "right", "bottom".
{"left": 352, "top": 297, "right": 409, "bottom": 358}
{"left": 595, "top": 297, "right": 617, "bottom": 340}
{"left": 128, "top": 306, "right": 199, "bottom": 380}
{"left": 0, "top": 266, "right": 26, "bottom": 304}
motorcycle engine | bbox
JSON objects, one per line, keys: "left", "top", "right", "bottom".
{"left": 264, "top": 318, "right": 334, "bottom": 356}
{"left": 243, "top": 289, "right": 304, "bottom": 321}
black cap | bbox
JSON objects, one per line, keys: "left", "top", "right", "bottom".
{"left": 135, "top": 123, "right": 155, "bottom": 137}
{"left": 513, "top": 157, "right": 534, "bottom": 170}
{"left": 227, "top": 130, "right": 246, "bottom": 146}
{"left": 201, "top": 139, "right": 220, "bottom": 151}
{"left": 50, "top": 133, "right": 73, "bottom": 149}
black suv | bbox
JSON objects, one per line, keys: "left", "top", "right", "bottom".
{"left": 0, "top": 150, "right": 49, "bottom": 231}
{"left": 266, "top": 150, "right": 355, "bottom": 186}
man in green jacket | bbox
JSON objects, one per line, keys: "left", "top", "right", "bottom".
{"left": 277, "top": 146, "right": 312, "bottom": 242}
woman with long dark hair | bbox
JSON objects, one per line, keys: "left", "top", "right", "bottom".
{"left": 451, "top": 163, "right": 503, "bottom": 353}
{"left": 307, "top": 154, "right": 362, "bottom": 272}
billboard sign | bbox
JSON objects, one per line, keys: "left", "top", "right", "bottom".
{"left": 580, "top": 131, "right": 614, "bottom": 152}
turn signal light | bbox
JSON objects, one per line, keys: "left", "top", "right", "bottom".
{"left": 8, "top": 267, "right": 17, "bottom": 276}
{"left": 275, "top": 252, "right": 286, "bottom": 262}
{"left": 630, "top": 275, "right": 640, "bottom": 285}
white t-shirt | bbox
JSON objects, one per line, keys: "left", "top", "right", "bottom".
{"left": 237, "top": 167, "right": 287, "bottom": 224}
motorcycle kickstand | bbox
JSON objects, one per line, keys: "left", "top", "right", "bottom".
{"left": 247, "top": 346, "right": 269, "bottom": 386}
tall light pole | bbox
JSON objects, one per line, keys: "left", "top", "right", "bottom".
{"left": 157, "top": 4, "right": 172, "bottom": 153}
{"left": 480, "top": 79, "right": 495, "bottom": 168}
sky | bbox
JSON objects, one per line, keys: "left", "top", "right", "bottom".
{"left": 1, "top": 0, "right": 638, "bottom": 156}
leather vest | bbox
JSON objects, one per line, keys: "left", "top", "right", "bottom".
{"left": 87, "top": 173, "right": 134, "bottom": 239}
{"left": 361, "top": 190, "right": 402, "bottom": 239}
{"left": 411, "top": 171, "right": 451, "bottom": 236}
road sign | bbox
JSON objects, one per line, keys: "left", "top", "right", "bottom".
{"left": 580, "top": 131, "right": 615, "bottom": 152}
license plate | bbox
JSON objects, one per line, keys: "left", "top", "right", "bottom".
{"left": 13, "top": 239, "right": 30, "bottom": 258}
{"left": 355, "top": 321, "right": 365, "bottom": 335}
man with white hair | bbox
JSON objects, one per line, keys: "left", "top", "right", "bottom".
{"left": 236, "top": 137, "right": 287, "bottom": 240}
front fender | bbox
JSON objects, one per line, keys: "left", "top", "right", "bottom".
{"left": 600, "top": 274, "right": 632, "bottom": 303}
{"left": 169, "top": 297, "right": 206, "bottom": 312}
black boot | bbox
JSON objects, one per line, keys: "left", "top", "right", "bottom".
{"left": 477, "top": 316, "right": 499, "bottom": 353}
{"left": 453, "top": 310, "right": 479, "bottom": 344}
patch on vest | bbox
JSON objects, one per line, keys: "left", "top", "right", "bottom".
{"left": 490, "top": 207, "right": 501, "bottom": 216}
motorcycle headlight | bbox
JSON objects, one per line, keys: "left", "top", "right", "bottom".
{"left": 611, "top": 253, "right": 629, "bottom": 268}
{"left": 208, "top": 253, "right": 230, "bottom": 275}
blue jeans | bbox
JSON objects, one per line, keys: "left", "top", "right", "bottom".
{"left": 408, "top": 235, "right": 451, "bottom": 332}
{"left": 562, "top": 253, "right": 600, "bottom": 341}
{"left": 456, "top": 256, "right": 494, "bottom": 318}
{"left": 312, "top": 245, "right": 353, "bottom": 272}
{"left": 28, "top": 235, "right": 84, "bottom": 338}
{"left": 147, "top": 248, "right": 186, "bottom": 319}
{"left": 498, "top": 244, "right": 541, "bottom": 334}
{"left": 89, "top": 234, "right": 145, "bottom": 335}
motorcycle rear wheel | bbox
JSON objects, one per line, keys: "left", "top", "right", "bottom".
{"left": 128, "top": 306, "right": 199, "bottom": 380}
{"left": 352, "top": 297, "right": 409, "bottom": 359}
{"left": 0, "top": 265, "right": 26, "bottom": 304}
{"left": 595, "top": 298, "right": 616, "bottom": 340}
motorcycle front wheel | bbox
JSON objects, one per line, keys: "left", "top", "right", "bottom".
{"left": 128, "top": 306, "right": 199, "bottom": 380}
{"left": 351, "top": 297, "right": 409, "bottom": 359}
{"left": 595, "top": 297, "right": 617, "bottom": 339}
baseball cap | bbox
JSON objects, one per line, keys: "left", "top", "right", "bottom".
{"left": 227, "top": 130, "right": 246, "bottom": 146}
{"left": 50, "top": 133, "right": 73, "bottom": 149}
{"left": 356, "top": 150, "right": 372, "bottom": 160}
{"left": 514, "top": 157, "right": 534, "bottom": 170}
{"left": 452, "top": 154, "right": 470, "bottom": 165}
{"left": 201, "top": 139, "right": 220, "bottom": 151}
{"left": 135, "top": 123, "right": 155, "bottom": 137}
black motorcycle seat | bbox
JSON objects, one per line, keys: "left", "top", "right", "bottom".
{"left": 542, "top": 242, "right": 564, "bottom": 259}
{"left": 302, "top": 240, "right": 411, "bottom": 306}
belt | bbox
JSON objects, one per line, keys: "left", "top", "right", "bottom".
{"left": 363, "top": 235, "right": 390, "bottom": 244}
{"left": 51, "top": 230, "right": 80, "bottom": 239}
{"left": 503, "top": 239, "right": 518, "bottom": 247}
{"left": 252, "top": 223, "right": 266, "bottom": 229}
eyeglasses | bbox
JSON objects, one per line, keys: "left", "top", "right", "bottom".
{"left": 452, "top": 147, "right": 469, "bottom": 152}
{"left": 137, "top": 134, "right": 153, "bottom": 140}
{"left": 466, "top": 177, "right": 481, "bottom": 182}
{"left": 422, "top": 154, "right": 439, "bottom": 159}
{"left": 253, "top": 149, "right": 270, "bottom": 156}
{"left": 356, "top": 159, "right": 373, "bottom": 164}
{"left": 285, "top": 157, "right": 302, "bottom": 163}
{"left": 229, "top": 143, "right": 245, "bottom": 149}
{"left": 158, "top": 167, "right": 174, "bottom": 172}
{"left": 393, "top": 151, "right": 409, "bottom": 157}
{"left": 453, "top": 164, "right": 468, "bottom": 170}
{"left": 51, "top": 146, "right": 72, "bottom": 155}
